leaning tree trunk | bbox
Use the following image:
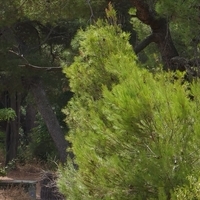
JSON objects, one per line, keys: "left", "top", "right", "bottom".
{"left": 12, "top": 20, "right": 69, "bottom": 163}
{"left": 29, "top": 77, "right": 68, "bottom": 163}
{"left": 130, "top": 0, "right": 183, "bottom": 71}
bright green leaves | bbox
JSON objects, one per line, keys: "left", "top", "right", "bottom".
{"left": 63, "top": 19, "right": 136, "bottom": 100}
{"left": 172, "top": 175, "right": 200, "bottom": 199}
{"left": 0, "top": 108, "right": 16, "bottom": 121}
{"left": 105, "top": 2, "right": 117, "bottom": 26}
{"left": 61, "top": 8, "right": 200, "bottom": 199}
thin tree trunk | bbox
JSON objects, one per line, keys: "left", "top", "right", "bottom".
{"left": 24, "top": 103, "right": 37, "bottom": 144}
{"left": 5, "top": 92, "right": 21, "bottom": 165}
{"left": 29, "top": 77, "right": 68, "bottom": 163}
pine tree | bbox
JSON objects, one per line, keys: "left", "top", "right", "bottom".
{"left": 59, "top": 6, "right": 200, "bottom": 199}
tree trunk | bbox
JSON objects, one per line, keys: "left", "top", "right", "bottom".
{"left": 130, "top": 0, "right": 181, "bottom": 71}
{"left": 23, "top": 103, "right": 37, "bottom": 145}
{"left": 29, "top": 77, "right": 68, "bottom": 163}
{"left": 5, "top": 92, "right": 21, "bottom": 165}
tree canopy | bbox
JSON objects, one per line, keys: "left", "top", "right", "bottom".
{"left": 0, "top": 0, "right": 200, "bottom": 198}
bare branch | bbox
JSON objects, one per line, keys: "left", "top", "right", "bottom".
{"left": 19, "top": 64, "right": 62, "bottom": 71}
{"left": 9, "top": 50, "right": 62, "bottom": 71}
{"left": 86, "top": 0, "right": 95, "bottom": 23}
{"left": 9, "top": 49, "right": 29, "bottom": 64}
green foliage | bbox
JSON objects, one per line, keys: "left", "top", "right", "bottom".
{"left": 28, "top": 118, "right": 58, "bottom": 161}
{"left": 58, "top": 158, "right": 86, "bottom": 200}
{"left": 0, "top": 0, "right": 106, "bottom": 24}
{"left": 0, "top": 0, "right": 22, "bottom": 26}
{"left": 0, "top": 159, "right": 18, "bottom": 176}
{"left": 129, "top": 0, "right": 200, "bottom": 63}
{"left": 63, "top": 20, "right": 134, "bottom": 99}
{"left": 0, "top": 167, "right": 6, "bottom": 176}
{"left": 17, "top": 115, "right": 58, "bottom": 162}
{"left": 171, "top": 175, "right": 200, "bottom": 200}
{"left": 59, "top": 16, "right": 200, "bottom": 200}
{"left": 0, "top": 108, "right": 16, "bottom": 121}
{"left": 5, "top": 159, "right": 17, "bottom": 171}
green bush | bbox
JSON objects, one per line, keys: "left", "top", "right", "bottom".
{"left": 0, "top": 167, "right": 6, "bottom": 176}
{"left": 0, "top": 108, "right": 16, "bottom": 121}
{"left": 58, "top": 14, "right": 200, "bottom": 200}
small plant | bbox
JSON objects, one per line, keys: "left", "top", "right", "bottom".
{"left": 0, "top": 108, "right": 16, "bottom": 121}
{"left": 0, "top": 167, "right": 6, "bottom": 176}
{"left": 5, "top": 159, "right": 17, "bottom": 172}
{"left": 46, "top": 154, "right": 60, "bottom": 171}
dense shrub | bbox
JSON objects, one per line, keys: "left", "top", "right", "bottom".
{"left": 58, "top": 15, "right": 200, "bottom": 200}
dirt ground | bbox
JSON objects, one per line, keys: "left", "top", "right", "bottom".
{"left": 0, "top": 163, "right": 43, "bottom": 200}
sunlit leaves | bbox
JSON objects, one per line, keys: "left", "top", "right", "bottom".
{"left": 0, "top": 108, "right": 16, "bottom": 121}
{"left": 63, "top": 19, "right": 136, "bottom": 99}
{"left": 61, "top": 15, "right": 200, "bottom": 199}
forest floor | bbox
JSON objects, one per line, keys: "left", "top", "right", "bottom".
{"left": 0, "top": 162, "right": 44, "bottom": 200}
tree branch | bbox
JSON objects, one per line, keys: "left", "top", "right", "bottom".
{"left": 9, "top": 50, "right": 62, "bottom": 71}
{"left": 134, "top": 34, "right": 155, "bottom": 54}
{"left": 129, "top": 0, "right": 179, "bottom": 70}
{"left": 130, "top": 0, "right": 157, "bottom": 27}
{"left": 86, "top": 0, "right": 95, "bottom": 23}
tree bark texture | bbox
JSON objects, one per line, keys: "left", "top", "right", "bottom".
{"left": 130, "top": 0, "right": 181, "bottom": 71}
{"left": 5, "top": 92, "right": 21, "bottom": 165}
{"left": 29, "top": 78, "right": 68, "bottom": 163}
{"left": 20, "top": 103, "right": 37, "bottom": 145}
